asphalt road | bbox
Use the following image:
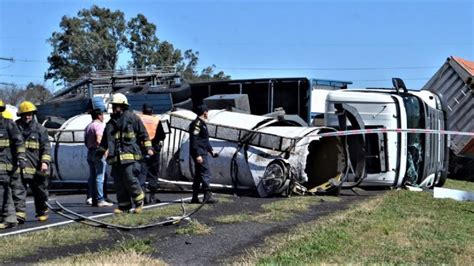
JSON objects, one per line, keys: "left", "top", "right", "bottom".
{"left": 0, "top": 191, "right": 195, "bottom": 237}
{"left": 4, "top": 188, "right": 384, "bottom": 264}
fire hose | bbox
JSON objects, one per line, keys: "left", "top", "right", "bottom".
{"left": 46, "top": 198, "right": 206, "bottom": 231}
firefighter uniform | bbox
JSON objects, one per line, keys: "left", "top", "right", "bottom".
{"left": 137, "top": 112, "right": 166, "bottom": 204}
{"left": 189, "top": 105, "right": 218, "bottom": 203}
{"left": 98, "top": 94, "right": 152, "bottom": 213}
{"left": 15, "top": 101, "right": 51, "bottom": 222}
{"left": 0, "top": 101, "right": 26, "bottom": 229}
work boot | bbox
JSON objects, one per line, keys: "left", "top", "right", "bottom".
{"left": 114, "top": 208, "right": 130, "bottom": 214}
{"left": 16, "top": 211, "right": 26, "bottom": 224}
{"left": 190, "top": 191, "right": 200, "bottom": 204}
{"left": 37, "top": 210, "right": 49, "bottom": 222}
{"left": 203, "top": 191, "right": 218, "bottom": 204}
{"left": 0, "top": 222, "right": 17, "bottom": 229}
{"left": 134, "top": 200, "right": 144, "bottom": 214}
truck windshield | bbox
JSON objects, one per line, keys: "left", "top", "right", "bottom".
{"left": 403, "top": 95, "right": 425, "bottom": 184}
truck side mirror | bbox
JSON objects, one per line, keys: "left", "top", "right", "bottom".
{"left": 392, "top": 78, "right": 408, "bottom": 94}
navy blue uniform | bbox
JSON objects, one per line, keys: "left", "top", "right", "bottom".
{"left": 189, "top": 117, "right": 213, "bottom": 191}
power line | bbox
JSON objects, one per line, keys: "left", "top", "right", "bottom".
{"left": 13, "top": 58, "right": 48, "bottom": 63}
{"left": 212, "top": 66, "right": 438, "bottom": 71}
{"left": 0, "top": 74, "right": 43, "bottom": 78}
{"left": 2, "top": 55, "right": 440, "bottom": 71}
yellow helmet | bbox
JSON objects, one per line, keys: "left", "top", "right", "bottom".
{"left": 2, "top": 110, "right": 13, "bottom": 120}
{"left": 0, "top": 100, "right": 4, "bottom": 108}
{"left": 18, "top": 101, "right": 37, "bottom": 115}
{"left": 111, "top": 93, "right": 129, "bottom": 106}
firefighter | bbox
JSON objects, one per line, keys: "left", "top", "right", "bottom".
{"left": 0, "top": 100, "right": 26, "bottom": 229}
{"left": 189, "top": 105, "right": 219, "bottom": 204}
{"left": 15, "top": 101, "right": 51, "bottom": 222}
{"left": 97, "top": 93, "right": 153, "bottom": 214}
{"left": 137, "top": 103, "right": 166, "bottom": 204}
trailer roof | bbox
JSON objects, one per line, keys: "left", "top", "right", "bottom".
{"left": 452, "top": 56, "right": 474, "bottom": 76}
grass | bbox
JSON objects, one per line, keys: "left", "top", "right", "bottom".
{"left": 175, "top": 220, "right": 212, "bottom": 235}
{"left": 38, "top": 250, "right": 166, "bottom": 265}
{"left": 235, "top": 179, "right": 474, "bottom": 265}
{"left": 214, "top": 196, "right": 339, "bottom": 224}
{"left": 38, "top": 238, "right": 166, "bottom": 265}
{"left": 118, "top": 237, "right": 155, "bottom": 254}
{"left": 443, "top": 178, "right": 474, "bottom": 191}
{"left": 0, "top": 225, "right": 107, "bottom": 263}
{"left": 0, "top": 202, "right": 204, "bottom": 262}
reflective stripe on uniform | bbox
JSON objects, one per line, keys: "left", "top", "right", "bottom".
{"left": 18, "top": 167, "right": 37, "bottom": 175}
{"left": 16, "top": 211, "right": 26, "bottom": 219}
{"left": 114, "top": 132, "right": 136, "bottom": 139}
{"left": 143, "top": 140, "right": 152, "bottom": 148}
{"left": 107, "top": 153, "right": 142, "bottom": 164}
{"left": 134, "top": 192, "right": 145, "bottom": 202}
{"left": 0, "top": 163, "right": 13, "bottom": 172}
{"left": 17, "top": 147, "right": 25, "bottom": 153}
{"left": 41, "top": 154, "right": 51, "bottom": 162}
{"left": 0, "top": 139, "right": 9, "bottom": 147}
{"left": 25, "top": 140, "right": 40, "bottom": 149}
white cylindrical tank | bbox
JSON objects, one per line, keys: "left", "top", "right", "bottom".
{"left": 52, "top": 114, "right": 110, "bottom": 182}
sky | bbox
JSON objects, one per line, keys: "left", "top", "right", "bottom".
{"left": 0, "top": 0, "right": 473, "bottom": 92}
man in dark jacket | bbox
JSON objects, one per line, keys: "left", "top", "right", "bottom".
{"left": 15, "top": 101, "right": 51, "bottom": 222}
{"left": 189, "top": 105, "right": 218, "bottom": 204}
{"left": 0, "top": 100, "right": 26, "bottom": 229}
{"left": 98, "top": 93, "right": 153, "bottom": 214}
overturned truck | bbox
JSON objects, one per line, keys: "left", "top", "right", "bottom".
{"left": 49, "top": 110, "right": 346, "bottom": 197}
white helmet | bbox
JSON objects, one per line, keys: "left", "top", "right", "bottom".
{"left": 111, "top": 93, "right": 129, "bottom": 106}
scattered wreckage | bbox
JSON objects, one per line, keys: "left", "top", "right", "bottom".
{"left": 49, "top": 109, "right": 346, "bottom": 197}
{"left": 40, "top": 56, "right": 474, "bottom": 201}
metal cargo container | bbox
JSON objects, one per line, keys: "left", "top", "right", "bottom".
{"left": 422, "top": 56, "right": 474, "bottom": 158}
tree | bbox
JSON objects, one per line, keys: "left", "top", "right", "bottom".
{"left": 23, "top": 83, "right": 53, "bottom": 104}
{"left": 0, "top": 83, "right": 52, "bottom": 106}
{"left": 179, "top": 50, "right": 231, "bottom": 82}
{"left": 45, "top": 5, "right": 127, "bottom": 84}
{"left": 0, "top": 84, "right": 24, "bottom": 106}
{"left": 45, "top": 7, "right": 230, "bottom": 85}
{"left": 126, "top": 14, "right": 181, "bottom": 69}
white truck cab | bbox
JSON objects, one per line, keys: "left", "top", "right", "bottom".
{"left": 312, "top": 78, "right": 448, "bottom": 188}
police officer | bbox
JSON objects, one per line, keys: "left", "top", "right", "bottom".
{"left": 15, "top": 101, "right": 51, "bottom": 222}
{"left": 137, "top": 103, "right": 166, "bottom": 204}
{"left": 0, "top": 100, "right": 26, "bottom": 229}
{"left": 189, "top": 105, "right": 218, "bottom": 204}
{"left": 98, "top": 93, "right": 153, "bottom": 214}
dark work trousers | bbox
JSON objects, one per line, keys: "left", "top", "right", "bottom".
{"left": 112, "top": 162, "right": 145, "bottom": 211}
{"left": 21, "top": 174, "right": 48, "bottom": 215}
{"left": 192, "top": 155, "right": 211, "bottom": 193}
{"left": 0, "top": 175, "right": 16, "bottom": 224}
{"left": 139, "top": 153, "right": 160, "bottom": 193}
{"left": 10, "top": 171, "right": 26, "bottom": 215}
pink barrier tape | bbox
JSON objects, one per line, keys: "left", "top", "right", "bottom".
{"left": 318, "top": 128, "right": 474, "bottom": 137}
